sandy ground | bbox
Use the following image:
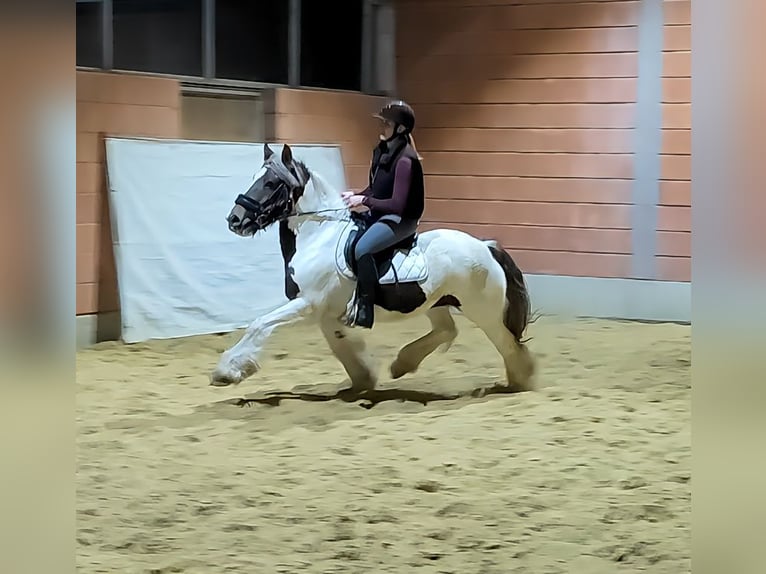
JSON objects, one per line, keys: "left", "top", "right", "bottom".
{"left": 76, "top": 314, "right": 690, "bottom": 573}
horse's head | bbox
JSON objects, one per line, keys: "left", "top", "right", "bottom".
{"left": 227, "top": 143, "right": 310, "bottom": 237}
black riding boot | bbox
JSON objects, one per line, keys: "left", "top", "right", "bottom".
{"left": 352, "top": 254, "right": 378, "bottom": 329}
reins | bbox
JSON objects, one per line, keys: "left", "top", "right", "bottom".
{"left": 279, "top": 207, "right": 352, "bottom": 223}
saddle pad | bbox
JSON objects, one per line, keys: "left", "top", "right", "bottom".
{"left": 379, "top": 245, "right": 428, "bottom": 284}
{"left": 334, "top": 222, "right": 429, "bottom": 284}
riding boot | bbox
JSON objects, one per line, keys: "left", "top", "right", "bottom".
{"left": 352, "top": 253, "right": 378, "bottom": 329}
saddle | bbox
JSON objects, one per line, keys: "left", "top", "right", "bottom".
{"left": 336, "top": 214, "right": 428, "bottom": 285}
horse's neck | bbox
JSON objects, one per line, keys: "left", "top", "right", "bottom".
{"left": 290, "top": 173, "right": 348, "bottom": 240}
{"left": 299, "top": 172, "right": 345, "bottom": 214}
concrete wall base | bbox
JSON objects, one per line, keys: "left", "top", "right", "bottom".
{"left": 525, "top": 275, "right": 690, "bottom": 323}
{"left": 75, "top": 276, "right": 689, "bottom": 349}
{"left": 76, "top": 312, "right": 121, "bottom": 349}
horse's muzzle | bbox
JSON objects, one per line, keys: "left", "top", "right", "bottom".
{"left": 227, "top": 203, "right": 255, "bottom": 235}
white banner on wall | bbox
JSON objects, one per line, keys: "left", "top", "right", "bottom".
{"left": 104, "top": 137, "right": 347, "bottom": 343}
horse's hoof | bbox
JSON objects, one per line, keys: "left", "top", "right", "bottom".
{"left": 349, "top": 376, "right": 377, "bottom": 394}
{"left": 210, "top": 377, "right": 234, "bottom": 387}
{"left": 390, "top": 359, "right": 415, "bottom": 380}
{"left": 209, "top": 371, "right": 240, "bottom": 387}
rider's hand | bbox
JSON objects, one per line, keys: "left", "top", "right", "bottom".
{"left": 344, "top": 194, "right": 366, "bottom": 209}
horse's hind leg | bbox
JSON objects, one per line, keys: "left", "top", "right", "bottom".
{"left": 480, "top": 321, "right": 534, "bottom": 392}
{"left": 390, "top": 307, "right": 458, "bottom": 379}
{"left": 461, "top": 299, "right": 535, "bottom": 393}
{"left": 319, "top": 315, "right": 377, "bottom": 392}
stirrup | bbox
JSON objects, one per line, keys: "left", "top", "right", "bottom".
{"left": 343, "top": 292, "right": 375, "bottom": 328}
{"left": 343, "top": 292, "right": 359, "bottom": 327}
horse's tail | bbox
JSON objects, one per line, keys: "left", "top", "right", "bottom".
{"left": 486, "top": 243, "right": 533, "bottom": 344}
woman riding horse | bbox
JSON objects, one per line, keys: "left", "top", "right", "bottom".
{"left": 342, "top": 100, "right": 426, "bottom": 329}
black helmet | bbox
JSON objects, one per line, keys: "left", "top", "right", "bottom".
{"left": 374, "top": 100, "right": 415, "bottom": 134}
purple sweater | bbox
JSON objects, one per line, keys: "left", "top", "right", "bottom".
{"left": 361, "top": 156, "right": 413, "bottom": 216}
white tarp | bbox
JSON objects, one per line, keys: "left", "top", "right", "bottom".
{"left": 104, "top": 137, "right": 347, "bottom": 343}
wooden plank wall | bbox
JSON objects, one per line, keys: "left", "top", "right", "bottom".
{"left": 75, "top": 3, "right": 691, "bottom": 320}
{"left": 267, "top": 88, "right": 387, "bottom": 190}
{"left": 658, "top": 0, "right": 691, "bottom": 281}
{"left": 397, "top": 0, "right": 690, "bottom": 280}
{"left": 76, "top": 71, "right": 181, "bottom": 316}
{"left": 75, "top": 78, "right": 382, "bottom": 317}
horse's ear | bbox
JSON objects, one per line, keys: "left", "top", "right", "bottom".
{"left": 281, "top": 143, "right": 293, "bottom": 165}
{"left": 263, "top": 143, "right": 274, "bottom": 161}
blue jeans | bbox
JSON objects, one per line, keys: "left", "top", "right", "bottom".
{"left": 349, "top": 214, "right": 419, "bottom": 327}
{"left": 354, "top": 214, "right": 419, "bottom": 261}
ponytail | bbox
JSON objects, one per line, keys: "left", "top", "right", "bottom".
{"left": 407, "top": 132, "right": 424, "bottom": 162}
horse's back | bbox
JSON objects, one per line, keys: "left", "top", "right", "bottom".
{"left": 418, "top": 227, "right": 495, "bottom": 257}
{"left": 415, "top": 226, "right": 503, "bottom": 293}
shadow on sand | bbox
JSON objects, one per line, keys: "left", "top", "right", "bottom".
{"left": 225, "top": 381, "right": 523, "bottom": 411}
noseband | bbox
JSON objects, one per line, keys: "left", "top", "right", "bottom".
{"left": 234, "top": 181, "right": 295, "bottom": 224}
{"left": 234, "top": 162, "right": 305, "bottom": 226}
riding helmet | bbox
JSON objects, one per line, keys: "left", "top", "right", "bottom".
{"left": 374, "top": 100, "right": 416, "bottom": 134}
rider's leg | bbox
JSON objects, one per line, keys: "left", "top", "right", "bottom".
{"left": 350, "top": 215, "right": 419, "bottom": 328}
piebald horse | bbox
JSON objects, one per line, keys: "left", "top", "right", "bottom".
{"left": 211, "top": 143, "right": 535, "bottom": 393}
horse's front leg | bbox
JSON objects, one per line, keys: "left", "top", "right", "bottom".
{"left": 319, "top": 315, "right": 378, "bottom": 393}
{"left": 210, "top": 298, "right": 313, "bottom": 386}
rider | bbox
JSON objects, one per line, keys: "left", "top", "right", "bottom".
{"left": 342, "top": 99, "right": 426, "bottom": 329}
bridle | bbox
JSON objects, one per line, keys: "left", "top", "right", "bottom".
{"left": 234, "top": 180, "right": 296, "bottom": 227}
{"left": 233, "top": 162, "right": 351, "bottom": 228}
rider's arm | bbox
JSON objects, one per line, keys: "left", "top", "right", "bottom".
{"left": 361, "top": 157, "right": 412, "bottom": 216}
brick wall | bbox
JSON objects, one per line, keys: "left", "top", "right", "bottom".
{"left": 658, "top": 0, "right": 691, "bottom": 281}
{"left": 396, "top": 0, "right": 690, "bottom": 281}
{"left": 266, "top": 88, "right": 387, "bottom": 189}
{"left": 76, "top": 71, "right": 181, "bottom": 316}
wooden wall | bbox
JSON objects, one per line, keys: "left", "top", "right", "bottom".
{"left": 267, "top": 88, "right": 387, "bottom": 189}
{"left": 76, "top": 71, "right": 181, "bottom": 316}
{"left": 397, "top": 0, "right": 691, "bottom": 281}
{"left": 76, "top": 4, "right": 691, "bottom": 321}
{"left": 75, "top": 77, "right": 383, "bottom": 318}
{"left": 658, "top": 0, "right": 691, "bottom": 281}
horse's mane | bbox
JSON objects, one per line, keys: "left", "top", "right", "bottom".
{"left": 292, "top": 158, "right": 309, "bottom": 181}
{"left": 291, "top": 158, "right": 346, "bottom": 212}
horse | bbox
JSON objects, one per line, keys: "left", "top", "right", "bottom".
{"left": 210, "top": 143, "right": 536, "bottom": 394}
